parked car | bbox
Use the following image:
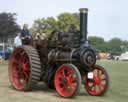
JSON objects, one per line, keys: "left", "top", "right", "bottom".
{"left": 119, "top": 52, "right": 128, "bottom": 61}
{"left": 114, "top": 52, "right": 128, "bottom": 61}
{"left": 0, "top": 43, "right": 13, "bottom": 60}
{"left": 0, "top": 51, "right": 11, "bottom": 60}
{"left": 114, "top": 55, "right": 120, "bottom": 60}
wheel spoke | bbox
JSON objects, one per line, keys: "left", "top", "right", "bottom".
{"left": 70, "top": 83, "right": 77, "bottom": 90}
{"left": 12, "top": 58, "right": 18, "bottom": 65}
{"left": 100, "top": 73, "right": 106, "bottom": 80}
{"left": 20, "top": 51, "right": 25, "bottom": 56}
{"left": 23, "top": 71, "right": 29, "bottom": 81}
{"left": 96, "top": 69, "right": 99, "bottom": 77}
{"left": 100, "top": 83, "right": 106, "bottom": 88}
{"left": 88, "top": 83, "right": 95, "bottom": 90}
{"left": 68, "top": 70, "right": 74, "bottom": 76}
{"left": 98, "top": 70, "right": 102, "bottom": 79}
{"left": 98, "top": 85, "right": 102, "bottom": 91}
{"left": 62, "top": 70, "right": 66, "bottom": 78}
{"left": 70, "top": 77, "right": 77, "bottom": 83}
{"left": 94, "top": 69, "right": 97, "bottom": 77}
{"left": 62, "top": 84, "right": 68, "bottom": 90}
{"left": 13, "top": 70, "right": 19, "bottom": 78}
{"left": 92, "top": 85, "right": 96, "bottom": 93}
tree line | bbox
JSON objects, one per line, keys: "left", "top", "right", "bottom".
{"left": 31, "top": 12, "right": 80, "bottom": 34}
{"left": 88, "top": 36, "right": 128, "bottom": 55}
{"left": 0, "top": 12, "right": 128, "bottom": 55}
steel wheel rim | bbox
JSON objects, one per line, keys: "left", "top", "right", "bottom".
{"left": 55, "top": 65, "right": 78, "bottom": 97}
{"left": 9, "top": 48, "right": 30, "bottom": 90}
{"left": 85, "top": 66, "right": 108, "bottom": 96}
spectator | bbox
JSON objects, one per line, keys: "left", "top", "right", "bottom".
{"left": 14, "top": 33, "right": 22, "bottom": 47}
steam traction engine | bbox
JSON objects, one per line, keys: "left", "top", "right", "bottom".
{"left": 8, "top": 8, "right": 109, "bottom": 97}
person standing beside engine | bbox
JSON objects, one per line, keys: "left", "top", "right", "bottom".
{"left": 14, "top": 33, "right": 22, "bottom": 47}
{"left": 21, "top": 24, "right": 32, "bottom": 45}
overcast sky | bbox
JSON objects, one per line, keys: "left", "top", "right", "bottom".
{"left": 0, "top": 0, "right": 128, "bottom": 40}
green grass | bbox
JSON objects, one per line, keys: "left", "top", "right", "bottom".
{"left": 0, "top": 60, "right": 128, "bottom": 102}
{"left": 0, "top": 60, "right": 8, "bottom": 65}
{"left": 97, "top": 60, "right": 128, "bottom": 102}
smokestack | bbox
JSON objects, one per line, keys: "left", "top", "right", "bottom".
{"left": 79, "top": 8, "right": 88, "bottom": 44}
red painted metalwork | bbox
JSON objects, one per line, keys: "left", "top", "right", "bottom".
{"left": 54, "top": 65, "right": 78, "bottom": 97}
{"left": 85, "top": 65, "right": 109, "bottom": 96}
{"left": 9, "top": 48, "right": 30, "bottom": 90}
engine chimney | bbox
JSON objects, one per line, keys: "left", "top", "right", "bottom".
{"left": 79, "top": 8, "right": 88, "bottom": 44}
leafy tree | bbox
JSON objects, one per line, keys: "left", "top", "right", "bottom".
{"left": 0, "top": 12, "right": 20, "bottom": 42}
{"left": 46, "top": 17, "right": 58, "bottom": 32}
{"left": 31, "top": 12, "right": 80, "bottom": 36}
{"left": 108, "top": 38, "right": 123, "bottom": 55}
{"left": 31, "top": 18, "right": 48, "bottom": 34}
{"left": 57, "top": 13, "right": 79, "bottom": 31}
{"left": 88, "top": 36, "right": 108, "bottom": 52}
{"left": 31, "top": 17, "right": 58, "bottom": 39}
{"left": 88, "top": 36, "right": 124, "bottom": 55}
{"left": 121, "top": 40, "right": 128, "bottom": 52}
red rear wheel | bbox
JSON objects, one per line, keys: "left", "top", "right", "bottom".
{"left": 84, "top": 65, "right": 109, "bottom": 96}
{"left": 9, "top": 46, "right": 41, "bottom": 91}
{"left": 54, "top": 64, "right": 81, "bottom": 97}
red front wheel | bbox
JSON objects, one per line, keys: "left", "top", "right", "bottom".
{"left": 54, "top": 64, "right": 81, "bottom": 97}
{"left": 84, "top": 65, "right": 109, "bottom": 96}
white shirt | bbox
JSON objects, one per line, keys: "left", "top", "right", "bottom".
{"left": 14, "top": 36, "right": 22, "bottom": 47}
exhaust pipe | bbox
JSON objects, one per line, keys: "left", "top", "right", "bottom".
{"left": 79, "top": 8, "right": 88, "bottom": 44}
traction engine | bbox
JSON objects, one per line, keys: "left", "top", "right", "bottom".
{"left": 8, "top": 8, "right": 109, "bottom": 97}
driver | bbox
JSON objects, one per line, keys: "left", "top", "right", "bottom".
{"left": 21, "top": 24, "right": 32, "bottom": 45}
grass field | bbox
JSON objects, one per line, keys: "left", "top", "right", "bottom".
{"left": 0, "top": 60, "right": 128, "bottom": 102}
